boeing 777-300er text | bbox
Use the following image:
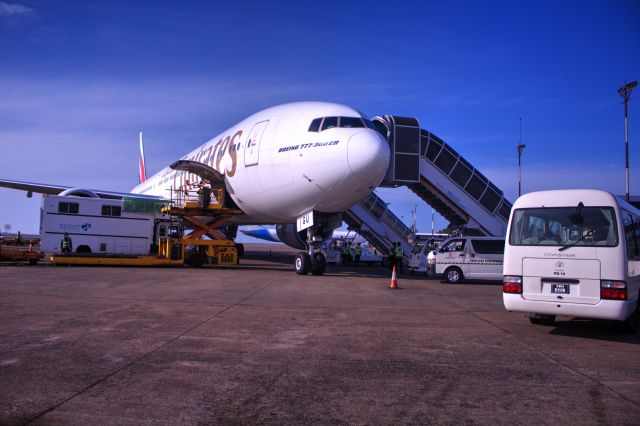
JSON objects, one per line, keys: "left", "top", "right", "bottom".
{"left": 0, "top": 102, "right": 391, "bottom": 275}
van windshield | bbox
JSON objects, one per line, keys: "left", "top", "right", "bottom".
{"left": 411, "top": 242, "right": 425, "bottom": 255}
{"left": 509, "top": 207, "right": 618, "bottom": 247}
{"left": 439, "top": 239, "right": 465, "bottom": 253}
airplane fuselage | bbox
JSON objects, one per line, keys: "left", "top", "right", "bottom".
{"left": 131, "top": 102, "right": 390, "bottom": 224}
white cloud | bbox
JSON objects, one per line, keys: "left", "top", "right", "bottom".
{"left": 0, "top": 1, "right": 34, "bottom": 16}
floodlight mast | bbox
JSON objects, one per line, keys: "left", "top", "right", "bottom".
{"left": 618, "top": 81, "right": 637, "bottom": 202}
{"left": 517, "top": 143, "right": 526, "bottom": 197}
{"left": 517, "top": 118, "right": 525, "bottom": 197}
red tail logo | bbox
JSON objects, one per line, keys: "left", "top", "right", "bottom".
{"left": 139, "top": 132, "right": 147, "bottom": 183}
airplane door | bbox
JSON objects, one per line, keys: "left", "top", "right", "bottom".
{"left": 244, "top": 120, "right": 269, "bottom": 167}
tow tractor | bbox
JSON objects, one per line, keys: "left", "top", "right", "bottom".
{"left": 0, "top": 236, "right": 43, "bottom": 265}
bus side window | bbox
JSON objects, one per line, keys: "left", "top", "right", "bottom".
{"left": 624, "top": 214, "right": 639, "bottom": 259}
{"left": 636, "top": 218, "right": 640, "bottom": 260}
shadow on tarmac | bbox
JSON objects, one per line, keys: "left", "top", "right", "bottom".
{"left": 547, "top": 319, "right": 639, "bottom": 344}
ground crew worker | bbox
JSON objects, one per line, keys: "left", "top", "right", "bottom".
{"left": 341, "top": 242, "right": 352, "bottom": 265}
{"left": 395, "top": 242, "right": 404, "bottom": 274}
{"left": 388, "top": 244, "right": 396, "bottom": 270}
{"left": 353, "top": 243, "right": 362, "bottom": 266}
{"left": 16, "top": 231, "right": 22, "bottom": 245}
{"left": 61, "top": 232, "right": 73, "bottom": 254}
{"left": 197, "top": 180, "right": 211, "bottom": 209}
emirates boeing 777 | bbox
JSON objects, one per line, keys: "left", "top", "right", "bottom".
{"left": 0, "top": 101, "right": 391, "bottom": 275}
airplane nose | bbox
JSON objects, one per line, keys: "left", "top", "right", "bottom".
{"left": 347, "top": 131, "right": 391, "bottom": 182}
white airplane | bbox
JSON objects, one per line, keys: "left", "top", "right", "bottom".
{"left": 0, "top": 101, "right": 390, "bottom": 275}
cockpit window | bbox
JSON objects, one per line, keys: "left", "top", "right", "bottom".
{"left": 308, "top": 118, "right": 322, "bottom": 132}
{"left": 309, "top": 116, "right": 371, "bottom": 132}
{"left": 321, "top": 117, "right": 338, "bottom": 131}
{"left": 339, "top": 117, "right": 366, "bottom": 128}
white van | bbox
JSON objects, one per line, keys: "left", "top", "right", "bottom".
{"left": 503, "top": 189, "right": 640, "bottom": 331}
{"left": 435, "top": 236, "right": 505, "bottom": 283}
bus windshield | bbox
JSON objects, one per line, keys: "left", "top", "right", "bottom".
{"left": 509, "top": 206, "right": 618, "bottom": 247}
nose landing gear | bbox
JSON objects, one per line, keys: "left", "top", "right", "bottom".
{"left": 294, "top": 248, "right": 327, "bottom": 276}
{"left": 294, "top": 221, "right": 332, "bottom": 276}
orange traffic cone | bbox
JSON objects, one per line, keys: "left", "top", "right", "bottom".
{"left": 28, "top": 243, "right": 32, "bottom": 253}
{"left": 389, "top": 265, "right": 399, "bottom": 289}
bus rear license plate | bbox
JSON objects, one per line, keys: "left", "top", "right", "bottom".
{"left": 551, "top": 284, "right": 570, "bottom": 294}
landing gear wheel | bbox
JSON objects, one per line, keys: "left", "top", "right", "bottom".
{"left": 444, "top": 267, "right": 463, "bottom": 284}
{"left": 235, "top": 243, "right": 245, "bottom": 257}
{"left": 295, "top": 252, "right": 311, "bottom": 275}
{"left": 310, "top": 252, "right": 326, "bottom": 276}
{"left": 528, "top": 314, "right": 556, "bottom": 326}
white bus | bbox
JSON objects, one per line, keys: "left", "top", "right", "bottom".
{"left": 503, "top": 189, "right": 640, "bottom": 331}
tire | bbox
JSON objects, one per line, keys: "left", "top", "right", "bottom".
{"left": 528, "top": 314, "right": 556, "bottom": 326}
{"left": 620, "top": 299, "right": 639, "bottom": 334}
{"left": 295, "top": 252, "right": 311, "bottom": 275}
{"left": 444, "top": 267, "right": 463, "bottom": 284}
{"left": 235, "top": 243, "right": 245, "bottom": 257}
{"left": 28, "top": 258, "right": 38, "bottom": 266}
{"left": 310, "top": 252, "right": 326, "bottom": 276}
{"left": 189, "top": 253, "right": 205, "bottom": 268}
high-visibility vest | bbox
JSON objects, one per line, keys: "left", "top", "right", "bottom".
{"left": 342, "top": 245, "right": 351, "bottom": 255}
{"left": 395, "top": 245, "right": 404, "bottom": 258}
{"left": 62, "top": 238, "right": 71, "bottom": 250}
{"left": 354, "top": 245, "right": 362, "bottom": 255}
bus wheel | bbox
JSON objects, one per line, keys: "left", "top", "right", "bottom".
{"left": 444, "top": 267, "right": 463, "bottom": 284}
{"left": 528, "top": 313, "right": 556, "bottom": 326}
{"left": 620, "top": 299, "right": 639, "bottom": 333}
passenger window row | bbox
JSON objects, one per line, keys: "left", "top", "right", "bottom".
{"left": 308, "top": 116, "right": 377, "bottom": 132}
{"left": 420, "top": 129, "right": 512, "bottom": 220}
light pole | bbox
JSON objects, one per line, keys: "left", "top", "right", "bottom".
{"left": 517, "top": 117, "right": 525, "bottom": 197}
{"left": 618, "top": 81, "right": 637, "bottom": 202}
{"left": 517, "top": 143, "right": 526, "bottom": 197}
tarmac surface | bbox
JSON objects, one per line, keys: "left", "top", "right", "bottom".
{"left": 1, "top": 243, "right": 639, "bottom": 425}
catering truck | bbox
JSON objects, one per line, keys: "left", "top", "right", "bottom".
{"left": 40, "top": 194, "right": 166, "bottom": 255}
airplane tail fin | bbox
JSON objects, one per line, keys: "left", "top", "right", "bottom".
{"left": 138, "top": 131, "right": 147, "bottom": 183}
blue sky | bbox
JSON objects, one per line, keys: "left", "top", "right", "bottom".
{"left": 1, "top": 0, "right": 639, "bottom": 240}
